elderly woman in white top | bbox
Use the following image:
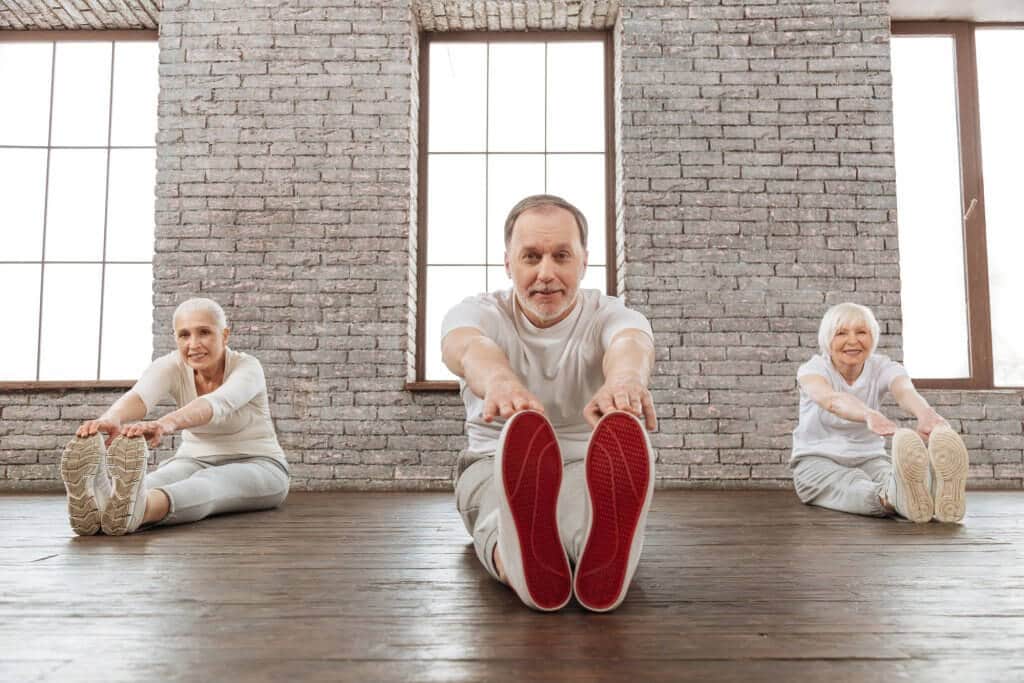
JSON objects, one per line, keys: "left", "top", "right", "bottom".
{"left": 59, "top": 297, "right": 289, "bottom": 535}
{"left": 791, "top": 302, "right": 969, "bottom": 523}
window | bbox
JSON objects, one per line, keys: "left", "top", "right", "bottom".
{"left": 415, "top": 32, "right": 614, "bottom": 384}
{"left": 0, "top": 35, "right": 158, "bottom": 383}
{"left": 891, "top": 23, "right": 1024, "bottom": 388}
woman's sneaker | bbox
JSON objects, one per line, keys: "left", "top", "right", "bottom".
{"left": 928, "top": 426, "right": 969, "bottom": 523}
{"left": 59, "top": 434, "right": 112, "bottom": 535}
{"left": 494, "top": 410, "right": 572, "bottom": 612}
{"left": 574, "top": 411, "right": 655, "bottom": 612}
{"left": 885, "top": 429, "right": 933, "bottom": 523}
{"left": 100, "top": 436, "right": 150, "bottom": 536}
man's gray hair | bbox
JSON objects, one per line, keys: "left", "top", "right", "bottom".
{"left": 817, "top": 302, "right": 880, "bottom": 357}
{"left": 503, "top": 194, "right": 588, "bottom": 249}
{"left": 172, "top": 297, "right": 228, "bottom": 331}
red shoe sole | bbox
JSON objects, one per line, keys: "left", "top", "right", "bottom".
{"left": 501, "top": 412, "right": 571, "bottom": 611}
{"left": 575, "top": 412, "right": 651, "bottom": 611}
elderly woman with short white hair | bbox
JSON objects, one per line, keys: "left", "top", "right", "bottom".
{"left": 791, "top": 302, "right": 969, "bottom": 523}
{"left": 59, "top": 297, "right": 289, "bottom": 535}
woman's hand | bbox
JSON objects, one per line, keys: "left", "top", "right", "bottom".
{"left": 120, "top": 420, "right": 175, "bottom": 448}
{"left": 915, "top": 410, "right": 949, "bottom": 442}
{"left": 865, "top": 410, "right": 897, "bottom": 437}
{"left": 76, "top": 419, "right": 122, "bottom": 447}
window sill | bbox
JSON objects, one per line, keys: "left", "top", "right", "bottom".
{"left": 405, "top": 381, "right": 460, "bottom": 392}
{"left": 0, "top": 381, "right": 135, "bottom": 392}
{"left": 912, "top": 380, "right": 1022, "bottom": 392}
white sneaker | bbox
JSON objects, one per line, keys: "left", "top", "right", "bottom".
{"left": 59, "top": 434, "right": 112, "bottom": 536}
{"left": 100, "top": 436, "right": 150, "bottom": 536}
{"left": 928, "top": 426, "right": 969, "bottom": 523}
{"left": 884, "top": 429, "right": 933, "bottom": 523}
{"left": 574, "top": 411, "right": 655, "bottom": 612}
{"left": 493, "top": 410, "right": 572, "bottom": 612}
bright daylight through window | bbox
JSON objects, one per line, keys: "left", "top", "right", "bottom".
{"left": 891, "top": 26, "right": 1023, "bottom": 388}
{"left": 0, "top": 38, "right": 158, "bottom": 382}
{"left": 421, "top": 37, "right": 610, "bottom": 382}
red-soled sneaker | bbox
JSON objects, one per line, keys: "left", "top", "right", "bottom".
{"left": 574, "top": 411, "right": 654, "bottom": 612}
{"left": 494, "top": 410, "right": 572, "bottom": 611}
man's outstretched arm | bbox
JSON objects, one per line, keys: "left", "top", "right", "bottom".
{"left": 584, "top": 328, "right": 656, "bottom": 429}
{"left": 442, "top": 327, "right": 545, "bottom": 423}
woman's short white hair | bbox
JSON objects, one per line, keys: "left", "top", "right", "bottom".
{"left": 817, "top": 302, "right": 880, "bottom": 357}
{"left": 172, "top": 297, "right": 228, "bottom": 331}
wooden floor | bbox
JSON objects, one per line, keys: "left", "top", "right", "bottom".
{"left": 2, "top": 491, "right": 1024, "bottom": 682}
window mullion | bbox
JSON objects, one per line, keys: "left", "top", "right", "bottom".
{"left": 953, "top": 23, "right": 995, "bottom": 388}
{"left": 97, "top": 40, "right": 116, "bottom": 381}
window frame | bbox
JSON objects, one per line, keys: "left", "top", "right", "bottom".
{"left": 408, "top": 30, "right": 617, "bottom": 392}
{"left": 0, "top": 29, "right": 157, "bottom": 391}
{"left": 891, "top": 21, "right": 1024, "bottom": 390}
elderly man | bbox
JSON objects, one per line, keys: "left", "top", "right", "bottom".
{"left": 441, "top": 194, "right": 657, "bottom": 612}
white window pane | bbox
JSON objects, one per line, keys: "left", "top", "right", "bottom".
{"left": 581, "top": 265, "right": 607, "bottom": 294}
{"left": 0, "top": 265, "right": 41, "bottom": 380}
{"left": 891, "top": 36, "right": 970, "bottom": 379}
{"left": 487, "top": 154, "right": 545, "bottom": 265}
{"left": 488, "top": 43, "right": 545, "bottom": 153}
{"left": 428, "top": 43, "right": 486, "bottom": 153}
{"left": 0, "top": 43, "right": 52, "bottom": 146}
{"left": 546, "top": 154, "right": 606, "bottom": 267}
{"left": 0, "top": 149, "right": 47, "bottom": 261}
{"left": 106, "top": 149, "right": 156, "bottom": 261}
{"left": 427, "top": 154, "right": 486, "bottom": 265}
{"left": 51, "top": 42, "right": 112, "bottom": 147}
{"left": 486, "top": 265, "right": 511, "bottom": 293}
{"left": 100, "top": 264, "right": 152, "bottom": 379}
{"left": 39, "top": 264, "right": 101, "bottom": 380}
{"left": 110, "top": 41, "right": 158, "bottom": 147}
{"left": 44, "top": 149, "right": 108, "bottom": 262}
{"left": 977, "top": 29, "right": 1024, "bottom": 387}
{"left": 427, "top": 266, "right": 486, "bottom": 381}
{"left": 547, "top": 41, "right": 605, "bottom": 153}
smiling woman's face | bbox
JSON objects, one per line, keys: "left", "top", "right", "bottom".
{"left": 174, "top": 310, "right": 229, "bottom": 373}
{"left": 829, "top": 317, "right": 873, "bottom": 373}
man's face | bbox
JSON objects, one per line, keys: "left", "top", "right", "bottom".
{"left": 504, "top": 206, "right": 587, "bottom": 328}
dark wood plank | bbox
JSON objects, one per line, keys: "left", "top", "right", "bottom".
{"left": 1, "top": 491, "right": 1023, "bottom": 682}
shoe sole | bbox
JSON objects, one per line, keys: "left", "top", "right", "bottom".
{"left": 59, "top": 436, "right": 103, "bottom": 536}
{"left": 100, "top": 437, "right": 148, "bottom": 536}
{"left": 929, "top": 428, "right": 968, "bottom": 523}
{"left": 575, "top": 412, "right": 652, "bottom": 612}
{"left": 892, "top": 430, "right": 933, "bottom": 523}
{"left": 498, "top": 411, "right": 572, "bottom": 611}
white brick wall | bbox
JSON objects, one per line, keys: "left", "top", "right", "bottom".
{"left": 1, "top": 0, "right": 1021, "bottom": 491}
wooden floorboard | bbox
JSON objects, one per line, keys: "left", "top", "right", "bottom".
{"left": 2, "top": 491, "right": 1023, "bottom": 682}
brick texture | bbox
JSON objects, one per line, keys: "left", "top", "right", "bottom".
{"left": 1, "top": 0, "right": 1021, "bottom": 492}
{"left": 0, "top": 0, "right": 158, "bottom": 30}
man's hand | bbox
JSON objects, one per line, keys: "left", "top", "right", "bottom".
{"left": 76, "top": 418, "right": 122, "bottom": 447}
{"left": 584, "top": 376, "right": 656, "bottom": 430}
{"left": 482, "top": 374, "right": 545, "bottom": 423}
{"left": 865, "top": 410, "right": 897, "bottom": 437}
{"left": 915, "top": 410, "right": 949, "bottom": 442}
{"left": 120, "top": 420, "right": 175, "bottom": 448}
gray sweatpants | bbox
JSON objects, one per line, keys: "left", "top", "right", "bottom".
{"left": 145, "top": 456, "right": 289, "bottom": 526}
{"left": 791, "top": 455, "right": 891, "bottom": 517}
{"left": 455, "top": 451, "right": 589, "bottom": 582}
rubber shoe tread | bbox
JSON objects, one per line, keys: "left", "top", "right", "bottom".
{"left": 60, "top": 435, "right": 104, "bottom": 536}
{"left": 575, "top": 412, "right": 653, "bottom": 612}
{"left": 496, "top": 410, "right": 572, "bottom": 612}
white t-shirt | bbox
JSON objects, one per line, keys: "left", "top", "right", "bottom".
{"left": 441, "top": 288, "right": 654, "bottom": 461}
{"left": 791, "top": 353, "right": 908, "bottom": 463}
{"left": 131, "top": 348, "right": 287, "bottom": 468}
